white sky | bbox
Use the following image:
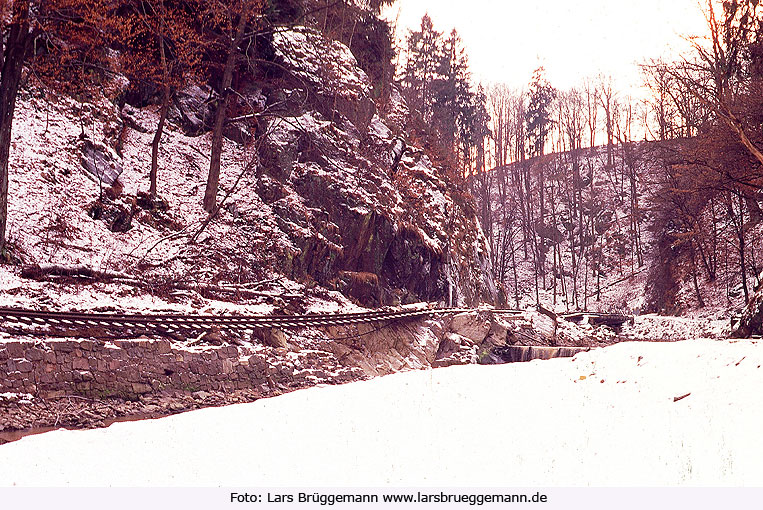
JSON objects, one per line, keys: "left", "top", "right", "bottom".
{"left": 383, "top": 0, "right": 709, "bottom": 94}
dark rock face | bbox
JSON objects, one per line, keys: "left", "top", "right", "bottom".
{"left": 382, "top": 226, "right": 445, "bottom": 302}
{"left": 735, "top": 287, "right": 763, "bottom": 337}
{"left": 339, "top": 210, "right": 395, "bottom": 275}
{"left": 246, "top": 27, "right": 497, "bottom": 306}
{"left": 644, "top": 226, "right": 681, "bottom": 314}
{"left": 168, "top": 84, "right": 215, "bottom": 136}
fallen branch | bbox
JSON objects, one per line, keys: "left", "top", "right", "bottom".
{"left": 21, "top": 264, "right": 138, "bottom": 284}
{"left": 585, "top": 267, "right": 647, "bottom": 299}
{"left": 19, "top": 264, "right": 302, "bottom": 301}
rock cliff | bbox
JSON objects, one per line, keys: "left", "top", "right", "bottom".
{"left": 258, "top": 26, "right": 496, "bottom": 306}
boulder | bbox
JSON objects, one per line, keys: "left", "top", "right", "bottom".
{"left": 222, "top": 121, "right": 253, "bottom": 145}
{"left": 254, "top": 328, "right": 289, "bottom": 349}
{"left": 80, "top": 140, "right": 123, "bottom": 186}
{"left": 435, "top": 333, "right": 464, "bottom": 360}
{"left": 482, "top": 319, "right": 511, "bottom": 348}
{"left": 168, "top": 84, "right": 215, "bottom": 135}
{"left": 120, "top": 104, "right": 151, "bottom": 133}
{"left": 432, "top": 336, "right": 478, "bottom": 367}
{"left": 448, "top": 312, "right": 490, "bottom": 345}
{"left": 735, "top": 286, "right": 763, "bottom": 337}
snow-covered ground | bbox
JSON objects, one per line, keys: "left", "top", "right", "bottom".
{"left": 1, "top": 338, "right": 761, "bottom": 487}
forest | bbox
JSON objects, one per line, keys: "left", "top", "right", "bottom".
{"left": 2, "top": 0, "right": 763, "bottom": 319}
{"left": 458, "top": 0, "right": 763, "bottom": 316}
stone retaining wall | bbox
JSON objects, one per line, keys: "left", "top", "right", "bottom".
{"left": 0, "top": 338, "right": 355, "bottom": 399}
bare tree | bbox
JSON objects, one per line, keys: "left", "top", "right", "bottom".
{"left": 0, "top": 1, "right": 34, "bottom": 254}
{"left": 204, "top": 0, "right": 265, "bottom": 213}
{"left": 670, "top": 0, "right": 763, "bottom": 169}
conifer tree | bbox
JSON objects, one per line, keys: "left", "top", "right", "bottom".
{"left": 525, "top": 67, "right": 556, "bottom": 159}
{"left": 525, "top": 66, "right": 556, "bottom": 221}
{"left": 433, "top": 29, "right": 472, "bottom": 154}
{"left": 401, "top": 13, "right": 442, "bottom": 121}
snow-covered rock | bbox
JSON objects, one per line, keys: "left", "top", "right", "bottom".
{"left": 272, "top": 26, "right": 375, "bottom": 130}
{"left": 257, "top": 27, "right": 496, "bottom": 306}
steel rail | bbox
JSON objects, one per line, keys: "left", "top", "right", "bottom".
{"left": 0, "top": 306, "right": 530, "bottom": 343}
{"left": 0, "top": 306, "right": 523, "bottom": 333}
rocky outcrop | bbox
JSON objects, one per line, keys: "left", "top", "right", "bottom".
{"left": 735, "top": 286, "right": 763, "bottom": 337}
{"left": 432, "top": 312, "right": 515, "bottom": 367}
{"left": 430, "top": 309, "right": 612, "bottom": 366}
{"left": 644, "top": 224, "right": 682, "bottom": 314}
{"left": 168, "top": 84, "right": 215, "bottom": 136}
{"left": 252, "top": 27, "right": 496, "bottom": 306}
{"left": 271, "top": 27, "right": 376, "bottom": 130}
{"left": 7, "top": 22, "right": 495, "bottom": 311}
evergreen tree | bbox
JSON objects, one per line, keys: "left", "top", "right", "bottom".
{"left": 433, "top": 29, "right": 472, "bottom": 154}
{"left": 399, "top": 16, "right": 487, "bottom": 180}
{"left": 401, "top": 13, "right": 442, "bottom": 121}
{"left": 525, "top": 66, "right": 556, "bottom": 158}
{"left": 525, "top": 66, "right": 555, "bottom": 237}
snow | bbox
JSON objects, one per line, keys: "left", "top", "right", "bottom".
{"left": 624, "top": 313, "right": 730, "bottom": 341}
{"left": 271, "top": 27, "right": 371, "bottom": 100}
{"left": 367, "top": 114, "right": 392, "bottom": 141}
{"left": 0, "top": 264, "right": 284, "bottom": 316}
{"left": 0, "top": 393, "right": 33, "bottom": 403}
{"left": 2, "top": 338, "right": 762, "bottom": 486}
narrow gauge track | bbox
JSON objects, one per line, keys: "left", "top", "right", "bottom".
{"left": 0, "top": 307, "right": 526, "bottom": 336}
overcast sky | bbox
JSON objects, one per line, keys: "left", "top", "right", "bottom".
{"left": 383, "top": 0, "right": 709, "bottom": 95}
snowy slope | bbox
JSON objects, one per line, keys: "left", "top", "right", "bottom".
{"left": 2, "top": 338, "right": 762, "bottom": 487}
{"left": 2, "top": 25, "right": 494, "bottom": 311}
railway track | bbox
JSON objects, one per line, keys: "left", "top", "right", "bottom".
{"left": 0, "top": 306, "right": 525, "bottom": 337}
{"left": 0, "top": 306, "right": 630, "bottom": 339}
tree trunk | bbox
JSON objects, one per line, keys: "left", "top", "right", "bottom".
{"left": 510, "top": 226, "right": 519, "bottom": 308}
{"left": 0, "top": 1, "right": 32, "bottom": 255}
{"left": 204, "top": 7, "right": 250, "bottom": 213}
{"left": 738, "top": 194, "right": 749, "bottom": 303}
{"left": 690, "top": 243, "right": 705, "bottom": 308}
{"left": 150, "top": 18, "right": 171, "bottom": 200}
{"left": 150, "top": 86, "right": 171, "bottom": 199}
